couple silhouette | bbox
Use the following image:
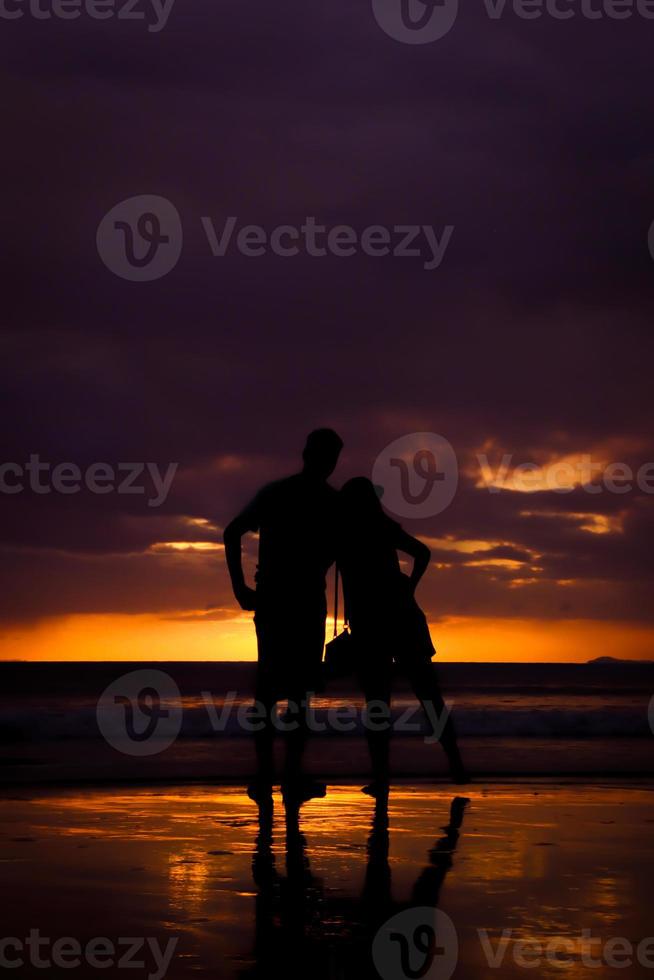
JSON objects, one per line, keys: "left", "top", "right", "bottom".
{"left": 224, "top": 429, "right": 468, "bottom": 804}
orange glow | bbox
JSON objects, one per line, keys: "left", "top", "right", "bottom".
{"left": 1, "top": 612, "right": 653, "bottom": 663}
{"left": 429, "top": 617, "right": 654, "bottom": 662}
{"left": 475, "top": 452, "right": 611, "bottom": 493}
{"left": 465, "top": 558, "right": 526, "bottom": 570}
{"left": 470, "top": 436, "right": 651, "bottom": 494}
{"left": 424, "top": 536, "right": 507, "bottom": 553}
{"left": 181, "top": 516, "right": 220, "bottom": 531}
{"left": 148, "top": 541, "right": 224, "bottom": 553}
{"left": 0, "top": 612, "right": 256, "bottom": 661}
{"left": 520, "top": 510, "right": 624, "bottom": 535}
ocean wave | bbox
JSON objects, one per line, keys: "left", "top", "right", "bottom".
{"left": 1, "top": 701, "right": 652, "bottom": 741}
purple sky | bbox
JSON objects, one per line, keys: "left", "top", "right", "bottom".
{"left": 1, "top": 0, "right": 653, "bottom": 644}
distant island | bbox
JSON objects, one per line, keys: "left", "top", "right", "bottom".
{"left": 587, "top": 656, "right": 654, "bottom": 665}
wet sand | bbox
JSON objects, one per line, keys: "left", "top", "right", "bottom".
{"left": 1, "top": 782, "right": 654, "bottom": 979}
{"left": 2, "top": 736, "right": 653, "bottom": 784}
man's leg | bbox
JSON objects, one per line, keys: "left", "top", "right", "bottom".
{"left": 253, "top": 687, "right": 275, "bottom": 784}
{"left": 363, "top": 673, "right": 392, "bottom": 792}
{"left": 280, "top": 689, "right": 327, "bottom": 802}
{"left": 282, "top": 689, "right": 310, "bottom": 783}
{"left": 251, "top": 616, "right": 276, "bottom": 799}
{"left": 280, "top": 613, "right": 326, "bottom": 799}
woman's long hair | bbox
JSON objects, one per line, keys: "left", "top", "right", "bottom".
{"left": 339, "top": 477, "right": 387, "bottom": 535}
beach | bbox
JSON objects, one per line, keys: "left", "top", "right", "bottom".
{"left": 2, "top": 782, "right": 654, "bottom": 979}
{"left": 2, "top": 660, "right": 654, "bottom": 978}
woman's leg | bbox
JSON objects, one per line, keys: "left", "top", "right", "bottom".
{"left": 408, "top": 660, "right": 469, "bottom": 781}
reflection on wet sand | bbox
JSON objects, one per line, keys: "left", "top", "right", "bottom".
{"left": 243, "top": 793, "right": 468, "bottom": 979}
{"left": 1, "top": 784, "right": 653, "bottom": 979}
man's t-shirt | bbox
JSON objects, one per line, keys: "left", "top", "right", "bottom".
{"left": 238, "top": 473, "right": 338, "bottom": 609}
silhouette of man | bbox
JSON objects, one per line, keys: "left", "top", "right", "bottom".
{"left": 224, "top": 429, "right": 343, "bottom": 803}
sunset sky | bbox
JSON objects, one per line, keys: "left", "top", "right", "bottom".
{"left": 1, "top": 2, "right": 653, "bottom": 662}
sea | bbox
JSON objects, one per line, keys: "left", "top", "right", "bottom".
{"left": 1, "top": 660, "right": 653, "bottom": 780}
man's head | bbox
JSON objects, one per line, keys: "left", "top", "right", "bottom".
{"left": 302, "top": 428, "right": 343, "bottom": 480}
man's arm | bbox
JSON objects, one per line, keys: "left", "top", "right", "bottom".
{"left": 223, "top": 502, "right": 259, "bottom": 611}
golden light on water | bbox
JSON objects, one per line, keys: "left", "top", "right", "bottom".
{"left": 5, "top": 785, "right": 653, "bottom": 980}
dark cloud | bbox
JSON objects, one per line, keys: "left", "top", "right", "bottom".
{"left": 0, "top": 1, "right": 653, "bottom": 636}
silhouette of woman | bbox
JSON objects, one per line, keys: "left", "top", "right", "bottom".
{"left": 337, "top": 477, "right": 469, "bottom": 795}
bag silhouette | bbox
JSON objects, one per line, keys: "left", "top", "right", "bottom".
{"left": 323, "top": 567, "right": 359, "bottom": 680}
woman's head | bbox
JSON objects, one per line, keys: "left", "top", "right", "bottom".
{"left": 340, "top": 477, "right": 384, "bottom": 523}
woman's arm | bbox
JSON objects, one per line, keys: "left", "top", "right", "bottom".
{"left": 394, "top": 527, "right": 431, "bottom": 591}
